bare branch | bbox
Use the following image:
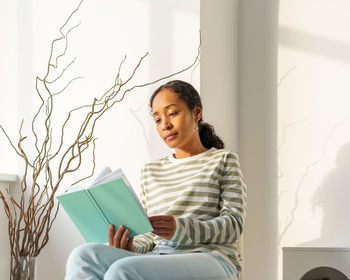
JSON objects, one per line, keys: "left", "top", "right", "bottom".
{"left": 0, "top": 1, "right": 201, "bottom": 278}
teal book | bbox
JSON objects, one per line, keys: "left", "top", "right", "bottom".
{"left": 56, "top": 167, "right": 153, "bottom": 243}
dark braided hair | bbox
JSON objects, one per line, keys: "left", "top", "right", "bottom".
{"left": 150, "top": 80, "right": 224, "bottom": 149}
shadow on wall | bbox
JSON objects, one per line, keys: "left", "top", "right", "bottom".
{"left": 300, "top": 142, "right": 350, "bottom": 247}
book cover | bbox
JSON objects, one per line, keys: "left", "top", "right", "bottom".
{"left": 56, "top": 167, "right": 153, "bottom": 243}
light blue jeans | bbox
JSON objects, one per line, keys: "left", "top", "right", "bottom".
{"left": 65, "top": 243, "right": 239, "bottom": 280}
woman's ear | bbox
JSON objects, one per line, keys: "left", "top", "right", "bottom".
{"left": 193, "top": 106, "right": 202, "bottom": 122}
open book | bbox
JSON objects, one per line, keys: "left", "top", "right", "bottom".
{"left": 56, "top": 167, "right": 153, "bottom": 243}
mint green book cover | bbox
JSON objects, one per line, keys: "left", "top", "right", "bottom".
{"left": 56, "top": 177, "right": 153, "bottom": 243}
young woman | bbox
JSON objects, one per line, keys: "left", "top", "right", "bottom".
{"left": 65, "top": 80, "right": 247, "bottom": 280}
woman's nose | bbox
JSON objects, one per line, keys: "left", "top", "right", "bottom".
{"left": 161, "top": 119, "right": 172, "bottom": 130}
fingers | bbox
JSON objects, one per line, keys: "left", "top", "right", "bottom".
{"left": 127, "top": 237, "right": 135, "bottom": 252}
{"left": 120, "top": 228, "right": 130, "bottom": 249}
{"left": 108, "top": 224, "right": 133, "bottom": 250}
{"left": 149, "top": 215, "right": 174, "bottom": 222}
{"left": 150, "top": 220, "right": 171, "bottom": 228}
{"left": 108, "top": 224, "right": 115, "bottom": 246}
{"left": 113, "top": 225, "right": 125, "bottom": 248}
{"left": 149, "top": 215, "right": 176, "bottom": 240}
{"left": 149, "top": 215, "right": 174, "bottom": 229}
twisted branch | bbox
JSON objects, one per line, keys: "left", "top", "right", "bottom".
{"left": 0, "top": 1, "right": 200, "bottom": 278}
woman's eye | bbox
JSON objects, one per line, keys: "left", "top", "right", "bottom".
{"left": 155, "top": 119, "right": 161, "bottom": 124}
{"left": 169, "top": 112, "right": 177, "bottom": 117}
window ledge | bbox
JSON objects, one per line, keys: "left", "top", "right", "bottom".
{"left": 0, "top": 173, "right": 18, "bottom": 183}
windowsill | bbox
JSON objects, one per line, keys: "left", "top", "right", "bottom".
{"left": 0, "top": 173, "right": 18, "bottom": 183}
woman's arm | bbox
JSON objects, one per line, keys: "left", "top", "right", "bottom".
{"left": 170, "top": 152, "right": 247, "bottom": 246}
{"left": 133, "top": 232, "right": 155, "bottom": 253}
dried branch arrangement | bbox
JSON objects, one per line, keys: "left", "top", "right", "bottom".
{"left": 0, "top": 1, "right": 200, "bottom": 279}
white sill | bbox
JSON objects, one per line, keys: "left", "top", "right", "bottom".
{"left": 0, "top": 173, "right": 18, "bottom": 183}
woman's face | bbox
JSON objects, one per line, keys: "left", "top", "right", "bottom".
{"left": 151, "top": 88, "right": 201, "bottom": 150}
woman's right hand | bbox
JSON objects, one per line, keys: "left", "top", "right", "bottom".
{"left": 108, "top": 224, "right": 135, "bottom": 252}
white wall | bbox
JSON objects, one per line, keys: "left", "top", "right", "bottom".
{"left": 278, "top": 0, "right": 350, "bottom": 279}
{"left": 0, "top": 0, "right": 21, "bottom": 277}
{"left": 0, "top": 0, "right": 199, "bottom": 279}
{"left": 214, "top": 0, "right": 350, "bottom": 279}
{"left": 202, "top": 1, "right": 350, "bottom": 280}
{"left": 0, "top": 0, "right": 19, "bottom": 175}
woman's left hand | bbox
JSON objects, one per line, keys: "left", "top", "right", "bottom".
{"left": 149, "top": 215, "right": 176, "bottom": 240}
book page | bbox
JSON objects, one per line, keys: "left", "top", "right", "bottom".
{"left": 91, "top": 166, "right": 112, "bottom": 186}
{"left": 91, "top": 168, "right": 148, "bottom": 218}
{"left": 89, "top": 168, "right": 123, "bottom": 188}
{"left": 64, "top": 167, "right": 113, "bottom": 193}
{"left": 63, "top": 167, "right": 146, "bottom": 218}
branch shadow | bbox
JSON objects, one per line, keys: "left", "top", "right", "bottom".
{"left": 299, "top": 142, "right": 350, "bottom": 247}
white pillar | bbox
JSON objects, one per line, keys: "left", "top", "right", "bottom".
{"left": 200, "top": 0, "right": 239, "bottom": 152}
{"left": 200, "top": 0, "right": 279, "bottom": 278}
{"left": 238, "top": 0, "right": 279, "bottom": 279}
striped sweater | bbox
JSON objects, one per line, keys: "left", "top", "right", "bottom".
{"left": 133, "top": 147, "right": 247, "bottom": 272}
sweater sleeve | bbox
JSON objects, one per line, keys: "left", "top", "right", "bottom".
{"left": 170, "top": 152, "right": 247, "bottom": 245}
{"left": 133, "top": 232, "right": 155, "bottom": 253}
{"left": 133, "top": 168, "right": 155, "bottom": 253}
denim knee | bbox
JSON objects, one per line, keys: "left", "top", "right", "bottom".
{"left": 67, "top": 243, "right": 106, "bottom": 264}
{"left": 104, "top": 257, "right": 143, "bottom": 280}
{"left": 65, "top": 243, "right": 109, "bottom": 280}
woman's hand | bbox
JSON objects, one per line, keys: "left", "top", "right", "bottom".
{"left": 108, "top": 224, "right": 135, "bottom": 252}
{"left": 149, "top": 215, "right": 176, "bottom": 240}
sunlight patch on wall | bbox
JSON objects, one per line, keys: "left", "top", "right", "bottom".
{"left": 278, "top": 1, "right": 350, "bottom": 279}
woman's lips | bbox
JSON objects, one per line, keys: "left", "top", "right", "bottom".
{"left": 165, "top": 133, "right": 178, "bottom": 141}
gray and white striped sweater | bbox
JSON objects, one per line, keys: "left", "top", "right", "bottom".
{"left": 133, "top": 147, "right": 247, "bottom": 272}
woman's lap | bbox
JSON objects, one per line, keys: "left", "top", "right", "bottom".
{"left": 65, "top": 243, "right": 238, "bottom": 280}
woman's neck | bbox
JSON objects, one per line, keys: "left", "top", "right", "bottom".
{"left": 173, "top": 145, "right": 208, "bottom": 159}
